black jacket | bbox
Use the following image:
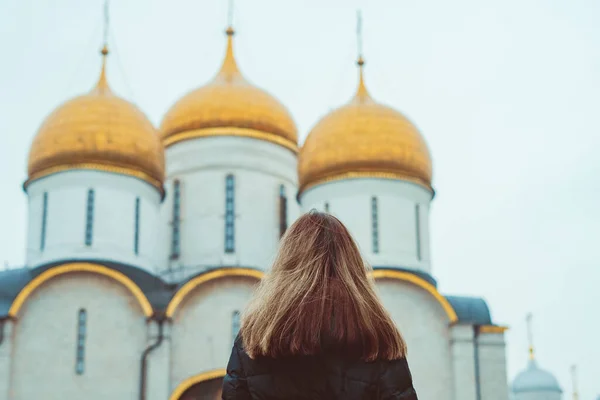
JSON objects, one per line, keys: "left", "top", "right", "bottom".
{"left": 222, "top": 338, "right": 418, "bottom": 400}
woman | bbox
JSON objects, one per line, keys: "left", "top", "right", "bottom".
{"left": 222, "top": 211, "right": 417, "bottom": 399}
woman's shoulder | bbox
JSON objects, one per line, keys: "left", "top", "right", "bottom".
{"left": 234, "top": 337, "right": 412, "bottom": 384}
{"left": 375, "top": 357, "right": 416, "bottom": 398}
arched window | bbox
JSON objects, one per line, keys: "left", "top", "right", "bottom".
{"left": 134, "top": 197, "right": 141, "bottom": 255}
{"left": 170, "top": 180, "right": 182, "bottom": 260}
{"left": 232, "top": 310, "right": 241, "bottom": 343}
{"left": 279, "top": 185, "right": 288, "bottom": 238}
{"left": 40, "top": 192, "right": 48, "bottom": 251}
{"left": 75, "top": 308, "right": 87, "bottom": 375}
{"left": 225, "top": 175, "right": 235, "bottom": 253}
{"left": 85, "top": 189, "right": 95, "bottom": 246}
{"left": 371, "top": 197, "right": 379, "bottom": 254}
{"left": 415, "top": 204, "right": 422, "bottom": 261}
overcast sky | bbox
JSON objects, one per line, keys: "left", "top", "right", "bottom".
{"left": 1, "top": 0, "right": 599, "bottom": 397}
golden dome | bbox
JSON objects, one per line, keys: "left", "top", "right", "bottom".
{"left": 160, "top": 27, "right": 297, "bottom": 152}
{"left": 298, "top": 58, "right": 433, "bottom": 195}
{"left": 26, "top": 47, "right": 165, "bottom": 193}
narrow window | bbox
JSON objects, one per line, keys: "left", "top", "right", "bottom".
{"left": 415, "top": 204, "right": 422, "bottom": 261}
{"left": 170, "top": 180, "right": 181, "bottom": 260}
{"left": 371, "top": 197, "right": 379, "bottom": 254}
{"left": 279, "top": 185, "right": 288, "bottom": 238}
{"left": 40, "top": 192, "right": 48, "bottom": 251}
{"left": 225, "top": 175, "right": 235, "bottom": 253}
{"left": 75, "top": 309, "right": 87, "bottom": 375}
{"left": 134, "top": 197, "right": 141, "bottom": 255}
{"left": 324, "top": 202, "right": 329, "bottom": 213}
{"left": 232, "top": 310, "right": 241, "bottom": 343}
{"left": 85, "top": 189, "right": 94, "bottom": 246}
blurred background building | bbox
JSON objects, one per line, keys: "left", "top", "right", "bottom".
{"left": 0, "top": 1, "right": 595, "bottom": 400}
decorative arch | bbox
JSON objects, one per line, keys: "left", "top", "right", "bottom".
{"left": 165, "top": 267, "right": 264, "bottom": 318}
{"left": 9, "top": 262, "right": 153, "bottom": 318}
{"left": 372, "top": 269, "right": 458, "bottom": 323}
{"left": 164, "top": 267, "right": 455, "bottom": 322}
{"left": 169, "top": 368, "right": 226, "bottom": 400}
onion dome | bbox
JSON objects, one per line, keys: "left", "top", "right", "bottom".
{"left": 298, "top": 57, "right": 432, "bottom": 195}
{"left": 26, "top": 46, "right": 165, "bottom": 193}
{"left": 160, "top": 27, "right": 297, "bottom": 152}
{"left": 512, "top": 359, "right": 562, "bottom": 394}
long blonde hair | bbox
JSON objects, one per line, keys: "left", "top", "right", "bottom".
{"left": 241, "top": 210, "right": 406, "bottom": 361}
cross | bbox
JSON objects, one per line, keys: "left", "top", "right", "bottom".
{"left": 356, "top": 10, "right": 363, "bottom": 60}
{"left": 526, "top": 313, "right": 535, "bottom": 360}
{"left": 228, "top": 0, "right": 235, "bottom": 28}
{"left": 571, "top": 365, "right": 579, "bottom": 400}
{"left": 103, "top": 0, "right": 110, "bottom": 49}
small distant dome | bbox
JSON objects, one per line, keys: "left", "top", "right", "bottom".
{"left": 512, "top": 360, "right": 562, "bottom": 394}
{"left": 26, "top": 47, "right": 165, "bottom": 192}
{"left": 160, "top": 27, "right": 297, "bottom": 152}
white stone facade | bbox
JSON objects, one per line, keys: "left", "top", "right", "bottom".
{"left": 169, "top": 276, "right": 257, "bottom": 394}
{"left": 377, "top": 279, "right": 454, "bottom": 398}
{"left": 300, "top": 178, "right": 433, "bottom": 274}
{"left": 157, "top": 136, "right": 299, "bottom": 282}
{"left": 450, "top": 325, "right": 479, "bottom": 400}
{"left": 0, "top": 265, "right": 509, "bottom": 400}
{"left": 8, "top": 273, "right": 148, "bottom": 400}
{"left": 25, "top": 170, "right": 162, "bottom": 273}
{"left": 479, "top": 332, "right": 511, "bottom": 400}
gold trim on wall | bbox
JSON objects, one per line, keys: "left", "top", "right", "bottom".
{"left": 165, "top": 267, "right": 264, "bottom": 318}
{"left": 298, "top": 171, "right": 433, "bottom": 197}
{"left": 169, "top": 369, "right": 227, "bottom": 400}
{"left": 479, "top": 325, "right": 509, "bottom": 334}
{"left": 24, "top": 163, "right": 164, "bottom": 195}
{"left": 9, "top": 262, "right": 154, "bottom": 318}
{"left": 372, "top": 269, "right": 458, "bottom": 323}
{"left": 163, "top": 127, "right": 298, "bottom": 153}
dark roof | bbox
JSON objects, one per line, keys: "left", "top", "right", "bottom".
{"left": 0, "top": 268, "right": 33, "bottom": 316}
{"left": 0, "top": 261, "right": 494, "bottom": 326}
{"left": 0, "top": 261, "right": 265, "bottom": 319}
{"left": 0, "top": 260, "right": 175, "bottom": 318}
{"left": 445, "top": 295, "right": 492, "bottom": 325}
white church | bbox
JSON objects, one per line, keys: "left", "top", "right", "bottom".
{"left": 0, "top": 18, "right": 566, "bottom": 400}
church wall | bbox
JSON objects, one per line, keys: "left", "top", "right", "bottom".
{"left": 146, "top": 320, "right": 172, "bottom": 400}
{"left": 159, "top": 137, "right": 299, "bottom": 281}
{"left": 478, "top": 331, "right": 510, "bottom": 400}
{"left": 169, "top": 276, "right": 258, "bottom": 395}
{"left": 376, "top": 279, "right": 454, "bottom": 400}
{"left": 25, "top": 170, "right": 162, "bottom": 273}
{"left": 9, "top": 272, "right": 148, "bottom": 400}
{"left": 301, "top": 179, "right": 433, "bottom": 273}
{"left": 0, "top": 321, "right": 14, "bottom": 400}
{"left": 450, "top": 324, "right": 477, "bottom": 400}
